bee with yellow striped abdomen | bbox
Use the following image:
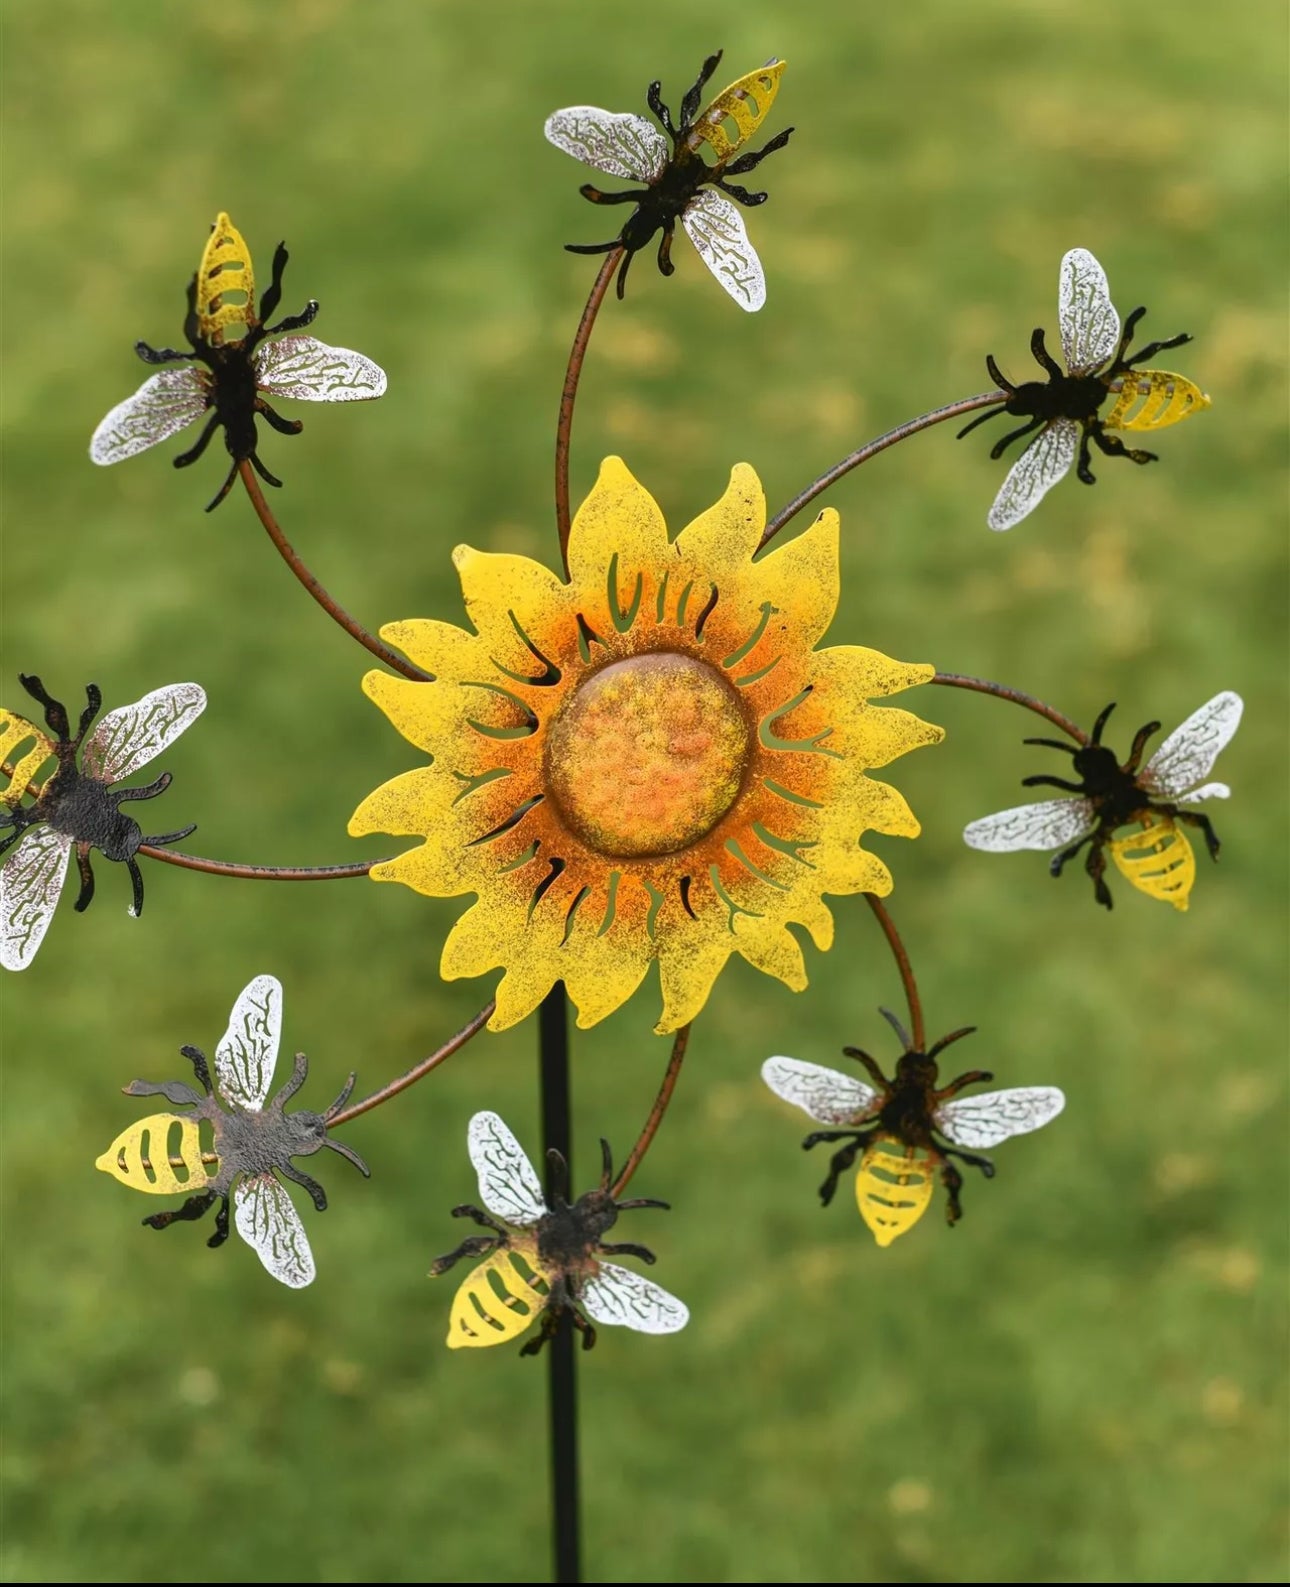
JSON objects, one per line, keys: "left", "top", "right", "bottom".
{"left": 431, "top": 1111, "right": 687, "bottom": 1353}
{"left": 763, "top": 1010, "right": 1065, "bottom": 1246}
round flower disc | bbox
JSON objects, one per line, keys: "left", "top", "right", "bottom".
{"left": 349, "top": 457, "right": 943, "bottom": 1033}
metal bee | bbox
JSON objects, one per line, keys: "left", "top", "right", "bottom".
{"left": 430, "top": 1111, "right": 688, "bottom": 1354}
{"left": 545, "top": 52, "right": 792, "bottom": 309}
{"left": 963, "top": 690, "right": 1242, "bottom": 911}
{"left": 90, "top": 212, "right": 387, "bottom": 511}
{"left": 0, "top": 675, "right": 205, "bottom": 970}
{"left": 762, "top": 1011, "right": 1065, "bottom": 1246}
{"left": 958, "top": 247, "right": 1210, "bottom": 529}
{"left": 96, "top": 975, "right": 369, "bottom": 1288}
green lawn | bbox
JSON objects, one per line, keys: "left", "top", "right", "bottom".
{"left": 2, "top": 1, "right": 1286, "bottom": 1580}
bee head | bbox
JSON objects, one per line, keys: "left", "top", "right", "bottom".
{"left": 894, "top": 1050, "right": 938, "bottom": 1088}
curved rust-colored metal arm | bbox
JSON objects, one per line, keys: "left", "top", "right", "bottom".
{"left": 759, "top": 389, "right": 1006, "bottom": 549}
{"left": 138, "top": 845, "right": 383, "bottom": 880}
{"left": 611, "top": 1022, "right": 692, "bottom": 1198}
{"left": 329, "top": 1000, "right": 496, "bottom": 1127}
{"left": 863, "top": 894, "right": 925, "bottom": 1052}
{"left": 554, "top": 250, "right": 624, "bottom": 574}
{"left": 238, "top": 462, "right": 431, "bottom": 682}
{"left": 931, "top": 672, "right": 1090, "bottom": 745}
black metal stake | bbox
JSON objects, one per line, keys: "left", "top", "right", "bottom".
{"left": 538, "top": 983, "right": 581, "bottom": 1584}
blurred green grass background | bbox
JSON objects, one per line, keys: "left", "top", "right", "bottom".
{"left": 3, "top": 1, "right": 1286, "bottom": 1580}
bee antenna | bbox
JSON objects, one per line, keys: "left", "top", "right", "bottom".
{"left": 598, "top": 1137, "right": 614, "bottom": 1190}
{"left": 1090, "top": 702, "right": 1117, "bottom": 744}
{"left": 323, "top": 1072, "right": 358, "bottom": 1120}
{"left": 927, "top": 1026, "right": 977, "bottom": 1060}
{"left": 322, "top": 1136, "right": 370, "bottom": 1178}
{"left": 877, "top": 1006, "right": 912, "bottom": 1050}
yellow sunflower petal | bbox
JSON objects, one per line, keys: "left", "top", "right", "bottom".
{"left": 656, "top": 931, "right": 735, "bottom": 1034}
{"left": 441, "top": 898, "right": 562, "bottom": 1031}
{"left": 452, "top": 546, "right": 573, "bottom": 669}
{"left": 567, "top": 456, "right": 670, "bottom": 618}
{"left": 672, "top": 463, "right": 765, "bottom": 576}
{"left": 744, "top": 508, "right": 841, "bottom": 651}
{"left": 734, "top": 918, "right": 808, "bottom": 990}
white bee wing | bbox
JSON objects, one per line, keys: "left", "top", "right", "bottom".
{"left": 1058, "top": 248, "right": 1120, "bottom": 375}
{"left": 1174, "top": 782, "right": 1230, "bottom": 804}
{"left": 81, "top": 683, "right": 207, "bottom": 784}
{"left": 467, "top": 1111, "right": 546, "bottom": 1226}
{"left": 234, "top": 1172, "right": 316, "bottom": 1288}
{"left": 681, "top": 189, "right": 766, "bottom": 311}
{"left": 963, "top": 798, "right": 1095, "bottom": 853}
{"left": 214, "top": 974, "right": 283, "bottom": 1112}
{"left": 936, "top": 1086, "right": 1066, "bottom": 1150}
{"left": 987, "top": 419, "right": 1079, "bottom": 531}
{"left": 1140, "top": 692, "right": 1243, "bottom": 798}
{"left": 543, "top": 107, "right": 668, "bottom": 183}
{"left": 89, "top": 366, "right": 209, "bottom": 465}
{"left": 580, "top": 1262, "right": 689, "bottom": 1334}
{"left": 0, "top": 826, "right": 71, "bottom": 971}
{"left": 761, "top": 1056, "right": 877, "bottom": 1125}
{"left": 254, "top": 336, "right": 387, "bottom": 402}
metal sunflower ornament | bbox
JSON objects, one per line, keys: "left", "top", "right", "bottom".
{"left": 90, "top": 212, "right": 387, "bottom": 510}
{"left": 762, "top": 1010, "right": 1065, "bottom": 1245}
{"left": 963, "top": 690, "right": 1242, "bottom": 911}
{"left": 349, "top": 457, "right": 943, "bottom": 1033}
{"left": 0, "top": 675, "right": 205, "bottom": 969}
{"left": 958, "top": 247, "right": 1210, "bottom": 529}
{"left": 96, "top": 975, "right": 369, "bottom": 1287}
{"left": 431, "top": 1111, "right": 686, "bottom": 1353}
{"left": 545, "top": 52, "right": 792, "bottom": 308}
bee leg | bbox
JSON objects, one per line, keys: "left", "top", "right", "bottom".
{"left": 248, "top": 451, "right": 285, "bottom": 489}
{"left": 715, "top": 179, "right": 767, "bottom": 207}
{"left": 656, "top": 222, "right": 676, "bottom": 277}
{"left": 1111, "top": 305, "right": 1149, "bottom": 366}
{"left": 73, "top": 684, "right": 103, "bottom": 749}
{"left": 564, "top": 238, "right": 625, "bottom": 253}
{"left": 173, "top": 413, "right": 220, "bottom": 470}
{"left": 614, "top": 246, "right": 635, "bottom": 301}
{"left": 1021, "top": 773, "right": 1087, "bottom": 792}
{"left": 1076, "top": 425, "right": 1097, "bottom": 485}
{"left": 988, "top": 417, "right": 1044, "bottom": 461}
{"left": 428, "top": 1234, "right": 501, "bottom": 1276}
{"left": 277, "top": 1160, "right": 328, "bottom": 1212}
{"left": 1029, "top": 326, "right": 1064, "bottom": 379}
{"left": 940, "top": 1161, "right": 965, "bottom": 1225}
{"left": 1089, "top": 702, "right": 1117, "bottom": 745}
{"left": 1126, "top": 331, "right": 1191, "bottom": 366}
{"left": 72, "top": 843, "right": 95, "bottom": 912}
{"left": 955, "top": 403, "right": 1007, "bottom": 440}
{"left": 270, "top": 1051, "right": 311, "bottom": 1109}
{"left": 114, "top": 771, "right": 172, "bottom": 804}
{"left": 679, "top": 51, "right": 723, "bottom": 130}
{"left": 256, "top": 399, "right": 304, "bottom": 438}
{"left": 179, "top": 1043, "right": 215, "bottom": 1093}
{"left": 18, "top": 674, "right": 70, "bottom": 742}
{"left": 203, "top": 460, "right": 240, "bottom": 513}
{"left": 578, "top": 184, "right": 641, "bottom": 206}
{"left": 724, "top": 127, "right": 795, "bottom": 175}
{"left": 450, "top": 1202, "right": 510, "bottom": 1238}
{"left": 265, "top": 299, "right": 319, "bottom": 335}
{"left": 142, "top": 1188, "right": 217, "bottom": 1233}
{"left": 209, "top": 1194, "right": 231, "bottom": 1248}
{"left": 134, "top": 341, "right": 197, "bottom": 365}
{"left": 1174, "top": 807, "right": 1221, "bottom": 860}
{"left": 138, "top": 823, "right": 197, "bottom": 848}
{"left": 646, "top": 79, "right": 675, "bottom": 136}
{"left": 1092, "top": 427, "right": 1157, "bottom": 467}
{"left": 939, "top": 1145, "right": 995, "bottom": 1179}
{"left": 125, "top": 855, "right": 145, "bottom": 918}
{"left": 572, "top": 1309, "right": 597, "bottom": 1352}
{"left": 1049, "top": 831, "right": 1095, "bottom": 878}
{"left": 519, "top": 1308, "right": 563, "bottom": 1358}
{"left": 841, "top": 1046, "right": 892, "bottom": 1093}
{"left": 1085, "top": 841, "right": 1114, "bottom": 910}
{"left": 934, "top": 1067, "right": 994, "bottom": 1102}
{"left": 1122, "top": 720, "right": 1162, "bottom": 774}
{"left": 597, "top": 1241, "right": 657, "bottom": 1264}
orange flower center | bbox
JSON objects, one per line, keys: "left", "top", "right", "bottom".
{"left": 545, "top": 653, "right": 750, "bottom": 858}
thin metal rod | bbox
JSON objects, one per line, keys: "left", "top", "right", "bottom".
{"left": 538, "top": 985, "right": 580, "bottom": 1584}
{"left": 328, "top": 1000, "right": 495, "bottom": 1127}
{"left": 931, "top": 671, "right": 1089, "bottom": 745}
{"left": 237, "top": 461, "right": 431, "bottom": 682}
{"left": 863, "top": 894, "right": 925, "bottom": 1052}
{"left": 758, "top": 390, "right": 1006, "bottom": 549}
{"left": 137, "top": 846, "right": 383, "bottom": 880}
{"left": 611, "top": 1024, "right": 691, "bottom": 1198}
{"left": 554, "top": 250, "right": 623, "bottom": 575}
